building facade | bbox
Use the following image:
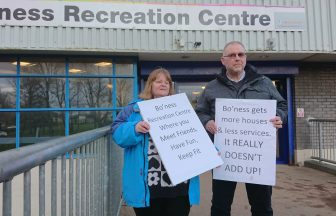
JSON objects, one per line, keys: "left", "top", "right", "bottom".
{"left": 0, "top": 0, "right": 336, "bottom": 165}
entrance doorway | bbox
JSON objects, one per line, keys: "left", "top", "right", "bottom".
{"left": 140, "top": 61, "right": 295, "bottom": 164}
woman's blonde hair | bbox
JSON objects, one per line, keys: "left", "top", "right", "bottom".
{"left": 139, "top": 67, "right": 174, "bottom": 100}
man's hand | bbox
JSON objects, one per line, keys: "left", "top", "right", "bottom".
{"left": 135, "top": 121, "right": 150, "bottom": 133}
{"left": 270, "top": 116, "right": 283, "bottom": 129}
{"left": 205, "top": 120, "right": 217, "bottom": 134}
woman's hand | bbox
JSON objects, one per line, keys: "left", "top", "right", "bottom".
{"left": 135, "top": 121, "right": 150, "bottom": 133}
{"left": 270, "top": 116, "right": 283, "bottom": 129}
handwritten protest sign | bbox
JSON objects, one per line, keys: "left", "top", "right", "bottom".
{"left": 138, "top": 93, "right": 223, "bottom": 185}
{"left": 213, "top": 99, "right": 277, "bottom": 186}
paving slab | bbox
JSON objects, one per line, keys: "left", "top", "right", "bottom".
{"left": 120, "top": 165, "right": 336, "bottom": 216}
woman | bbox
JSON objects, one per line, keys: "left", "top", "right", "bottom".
{"left": 111, "top": 68, "right": 200, "bottom": 216}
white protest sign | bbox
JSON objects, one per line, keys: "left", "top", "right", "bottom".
{"left": 138, "top": 93, "right": 223, "bottom": 185}
{"left": 213, "top": 99, "right": 277, "bottom": 186}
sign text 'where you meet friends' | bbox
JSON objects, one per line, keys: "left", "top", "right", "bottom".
{"left": 138, "top": 93, "right": 223, "bottom": 185}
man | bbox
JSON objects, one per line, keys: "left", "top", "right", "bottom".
{"left": 195, "top": 41, "right": 287, "bottom": 216}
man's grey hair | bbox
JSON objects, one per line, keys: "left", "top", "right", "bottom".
{"left": 223, "top": 41, "right": 246, "bottom": 54}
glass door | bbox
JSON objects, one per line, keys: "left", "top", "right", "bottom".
{"left": 271, "top": 78, "right": 289, "bottom": 164}
{"left": 174, "top": 82, "right": 208, "bottom": 108}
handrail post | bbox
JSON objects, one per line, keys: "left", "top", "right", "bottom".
{"left": 80, "top": 145, "right": 86, "bottom": 216}
{"left": 318, "top": 122, "right": 323, "bottom": 162}
{"left": 106, "top": 135, "right": 112, "bottom": 216}
{"left": 69, "top": 152, "right": 74, "bottom": 216}
{"left": 24, "top": 170, "right": 31, "bottom": 216}
{"left": 3, "top": 180, "right": 12, "bottom": 216}
{"left": 51, "top": 158, "right": 57, "bottom": 216}
{"left": 61, "top": 154, "right": 66, "bottom": 216}
{"left": 75, "top": 148, "right": 80, "bottom": 216}
{"left": 39, "top": 164, "right": 45, "bottom": 216}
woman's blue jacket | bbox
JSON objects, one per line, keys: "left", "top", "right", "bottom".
{"left": 111, "top": 99, "right": 200, "bottom": 208}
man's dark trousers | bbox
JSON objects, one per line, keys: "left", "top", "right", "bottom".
{"left": 211, "top": 179, "right": 273, "bottom": 216}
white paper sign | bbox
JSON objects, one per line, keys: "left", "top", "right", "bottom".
{"left": 213, "top": 99, "right": 277, "bottom": 186}
{"left": 138, "top": 93, "right": 223, "bottom": 185}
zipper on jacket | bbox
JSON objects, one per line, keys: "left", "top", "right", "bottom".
{"left": 142, "top": 133, "right": 148, "bottom": 206}
{"left": 236, "top": 77, "right": 264, "bottom": 98}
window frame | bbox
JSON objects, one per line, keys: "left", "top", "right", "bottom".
{"left": 0, "top": 55, "right": 138, "bottom": 148}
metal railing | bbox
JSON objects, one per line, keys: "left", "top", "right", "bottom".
{"left": 0, "top": 126, "right": 123, "bottom": 216}
{"left": 308, "top": 118, "right": 336, "bottom": 164}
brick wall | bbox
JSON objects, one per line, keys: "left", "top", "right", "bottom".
{"left": 295, "top": 63, "right": 336, "bottom": 150}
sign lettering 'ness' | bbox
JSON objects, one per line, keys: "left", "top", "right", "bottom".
{"left": 1, "top": 1, "right": 305, "bottom": 31}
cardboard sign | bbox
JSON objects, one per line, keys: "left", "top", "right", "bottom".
{"left": 138, "top": 93, "right": 223, "bottom": 185}
{"left": 214, "top": 99, "right": 277, "bottom": 186}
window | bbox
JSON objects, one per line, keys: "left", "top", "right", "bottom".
{"left": 0, "top": 78, "right": 16, "bottom": 108}
{"left": 20, "top": 77, "right": 66, "bottom": 108}
{"left": 69, "top": 58, "right": 112, "bottom": 75}
{"left": 70, "top": 111, "right": 113, "bottom": 134}
{"left": 70, "top": 78, "right": 112, "bottom": 108}
{"left": 0, "top": 112, "right": 15, "bottom": 151}
{"left": 0, "top": 58, "right": 16, "bottom": 75}
{"left": 20, "top": 57, "right": 65, "bottom": 75}
{"left": 0, "top": 56, "right": 137, "bottom": 150}
{"left": 20, "top": 111, "right": 65, "bottom": 146}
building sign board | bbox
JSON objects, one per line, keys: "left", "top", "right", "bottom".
{"left": 0, "top": 1, "right": 305, "bottom": 31}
